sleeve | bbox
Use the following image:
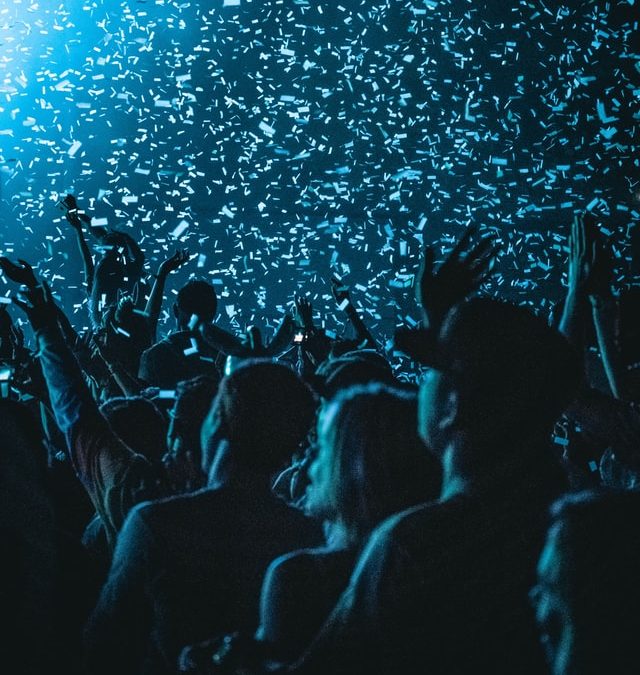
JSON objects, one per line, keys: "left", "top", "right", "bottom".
{"left": 36, "top": 323, "right": 158, "bottom": 546}
{"left": 85, "top": 505, "right": 157, "bottom": 675}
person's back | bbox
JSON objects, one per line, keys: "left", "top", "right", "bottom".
{"left": 86, "top": 360, "right": 323, "bottom": 675}
{"left": 138, "top": 279, "right": 224, "bottom": 389}
{"left": 139, "top": 330, "right": 222, "bottom": 389}
{"left": 338, "top": 443, "right": 564, "bottom": 674}
{"left": 88, "top": 481, "right": 320, "bottom": 675}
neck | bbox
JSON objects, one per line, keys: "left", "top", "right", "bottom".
{"left": 207, "top": 441, "right": 272, "bottom": 491}
{"left": 440, "top": 429, "right": 550, "bottom": 500}
{"left": 440, "top": 443, "right": 472, "bottom": 499}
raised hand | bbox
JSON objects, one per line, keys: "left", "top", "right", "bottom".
{"left": 158, "top": 249, "right": 190, "bottom": 277}
{"left": 264, "top": 313, "right": 296, "bottom": 356}
{"left": 587, "top": 241, "right": 614, "bottom": 298}
{"left": 0, "top": 258, "right": 38, "bottom": 289}
{"left": 294, "top": 295, "right": 314, "bottom": 331}
{"left": 331, "top": 274, "right": 351, "bottom": 308}
{"left": 417, "top": 228, "right": 498, "bottom": 329}
{"left": 61, "top": 194, "right": 91, "bottom": 230}
{"left": 566, "top": 214, "right": 597, "bottom": 295}
{"left": 12, "top": 279, "right": 58, "bottom": 330}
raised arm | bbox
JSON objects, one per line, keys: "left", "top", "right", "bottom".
{"left": 7, "top": 267, "right": 160, "bottom": 547}
{"left": 558, "top": 214, "right": 595, "bottom": 351}
{"left": 330, "top": 275, "right": 377, "bottom": 350}
{"left": 61, "top": 194, "right": 95, "bottom": 294}
{"left": 144, "top": 249, "right": 190, "bottom": 342}
{"left": 585, "top": 234, "right": 627, "bottom": 400}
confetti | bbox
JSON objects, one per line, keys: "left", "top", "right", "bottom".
{"left": 0, "top": 0, "right": 636, "bottom": 364}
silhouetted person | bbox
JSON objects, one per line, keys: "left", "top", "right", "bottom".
{"left": 292, "top": 297, "right": 581, "bottom": 675}
{"left": 139, "top": 280, "right": 225, "bottom": 389}
{"left": 163, "top": 375, "right": 220, "bottom": 493}
{"left": 85, "top": 360, "right": 323, "bottom": 675}
{"left": 256, "top": 384, "right": 441, "bottom": 663}
{"left": 532, "top": 490, "right": 640, "bottom": 675}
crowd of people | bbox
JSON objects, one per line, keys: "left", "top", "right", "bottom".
{"left": 1, "top": 199, "right": 639, "bottom": 675}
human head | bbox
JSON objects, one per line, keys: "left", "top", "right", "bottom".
{"left": 313, "top": 350, "right": 397, "bottom": 400}
{"left": 100, "top": 396, "right": 168, "bottom": 464}
{"left": 103, "top": 296, "right": 152, "bottom": 373}
{"left": 200, "top": 359, "right": 317, "bottom": 478}
{"left": 306, "top": 383, "right": 442, "bottom": 545}
{"left": 417, "top": 298, "right": 581, "bottom": 459}
{"left": 532, "top": 490, "right": 640, "bottom": 675}
{"left": 174, "top": 280, "right": 218, "bottom": 330}
{"left": 167, "top": 375, "right": 219, "bottom": 459}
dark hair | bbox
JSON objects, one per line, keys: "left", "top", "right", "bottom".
{"left": 309, "top": 383, "right": 441, "bottom": 544}
{"left": 100, "top": 396, "right": 168, "bottom": 463}
{"left": 213, "top": 359, "right": 317, "bottom": 473}
{"left": 313, "top": 350, "right": 396, "bottom": 399}
{"left": 176, "top": 280, "right": 218, "bottom": 324}
{"left": 103, "top": 296, "right": 152, "bottom": 372}
{"left": 438, "top": 298, "right": 582, "bottom": 439}
{"left": 170, "top": 375, "right": 219, "bottom": 446}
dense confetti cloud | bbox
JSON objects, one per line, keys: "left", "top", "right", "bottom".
{"left": 0, "top": 0, "right": 638, "bottom": 343}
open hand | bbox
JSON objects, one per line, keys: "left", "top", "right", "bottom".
{"left": 158, "top": 249, "right": 190, "bottom": 277}
{"left": 567, "top": 214, "right": 598, "bottom": 294}
{"left": 0, "top": 258, "right": 38, "bottom": 288}
{"left": 294, "top": 295, "right": 314, "bottom": 331}
{"left": 417, "top": 228, "right": 497, "bottom": 329}
{"left": 12, "top": 280, "right": 58, "bottom": 330}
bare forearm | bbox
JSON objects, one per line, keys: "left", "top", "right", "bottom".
{"left": 558, "top": 289, "right": 588, "bottom": 352}
{"left": 144, "top": 273, "right": 167, "bottom": 342}
{"left": 345, "top": 304, "right": 377, "bottom": 349}
{"left": 591, "top": 295, "right": 626, "bottom": 400}
{"left": 74, "top": 228, "right": 95, "bottom": 293}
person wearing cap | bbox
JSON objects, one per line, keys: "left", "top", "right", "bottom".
{"left": 290, "top": 232, "right": 582, "bottom": 675}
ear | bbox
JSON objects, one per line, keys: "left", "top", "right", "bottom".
{"left": 437, "top": 389, "right": 459, "bottom": 434}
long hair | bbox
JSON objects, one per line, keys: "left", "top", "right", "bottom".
{"left": 308, "top": 383, "right": 441, "bottom": 546}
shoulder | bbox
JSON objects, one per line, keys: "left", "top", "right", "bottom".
{"left": 268, "top": 546, "right": 355, "bottom": 591}
{"left": 266, "top": 547, "right": 335, "bottom": 581}
{"left": 351, "top": 500, "right": 453, "bottom": 582}
{"left": 128, "top": 487, "right": 222, "bottom": 531}
{"left": 141, "top": 337, "right": 177, "bottom": 359}
{"left": 371, "top": 500, "right": 444, "bottom": 546}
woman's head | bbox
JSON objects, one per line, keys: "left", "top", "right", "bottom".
{"left": 306, "top": 383, "right": 441, "bottom": 545}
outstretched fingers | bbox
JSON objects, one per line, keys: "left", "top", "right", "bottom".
{"left": 448, "top": 226, "right": 477, "bottom": 262}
